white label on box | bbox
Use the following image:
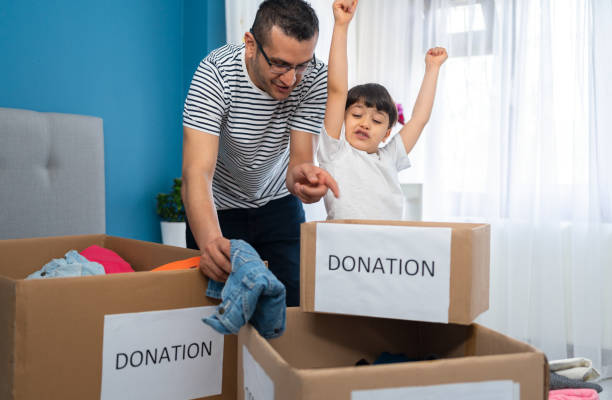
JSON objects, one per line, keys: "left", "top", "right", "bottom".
{"left": 100, "top": 306, "right": 224, "bottom": 400}
{"left": 315, "top": 223, "right": 451, "bottom": 323}
{"left": 351, "top": 380, "right": 519, "bottom": 400}
{"left": 243, "top": 345, "right": 274, "bottom": 400}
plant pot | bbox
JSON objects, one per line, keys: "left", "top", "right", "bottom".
{"left": 160, "top": 221, "right": 186, "bottom": 248}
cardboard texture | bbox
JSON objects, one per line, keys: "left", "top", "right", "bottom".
{"left": 300, "top": 219, "right": 491, "bottom": 324}
{"left": 238, "top": 308, "right": 549, "bottom": 400}
{"left": 0, "top": 234, "right": 236, "bottom": 400}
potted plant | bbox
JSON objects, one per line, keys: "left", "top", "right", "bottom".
{"left": 156, "top": 178, "right": 186, "bottom": 247}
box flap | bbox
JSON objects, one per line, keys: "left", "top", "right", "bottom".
{"left": 238, "top": 323, "right": 301, "bottom": 400}
{"left": 300, "top": 223, "right": 317, "bottom": 312}
{"left": 297, "top": 352, "right": 546, "bottom": 399}
{"left": 470, "top": 224, "right": 490, "bottom": 320}
{"left": 472, "top": 323, "right": 539, "bottom": 355}
{"left": 104, "top": 236, "right": 200, "bottom": 271}
{"left": 270, "top": 310, "right": 478, "bottom": 369}
{"left": 0, "top": 277, "right": 17, "bottom": 399}
{"left": 448, "top": 226, "right": 472, "bottom": 323}
{"left": 0, "top": 234, "right": 105, "bottom": 279}
{"left": 327, "top": 220, "right": 488, "bottom": 230}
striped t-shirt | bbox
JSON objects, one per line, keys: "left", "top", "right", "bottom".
{"left": 183, "top": 43, "right": 328, "bottom": 210}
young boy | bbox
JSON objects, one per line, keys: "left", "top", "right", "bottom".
{"left": 319, "top": 0, "right": 447, "bottom": 219}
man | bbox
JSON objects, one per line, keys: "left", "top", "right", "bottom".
{"left": 182, "top": 0, "right": 338, "bottom": 307}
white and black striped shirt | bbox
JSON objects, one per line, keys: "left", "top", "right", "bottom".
{"left": 183, "top": 44, "right": 327, "bottom": 210}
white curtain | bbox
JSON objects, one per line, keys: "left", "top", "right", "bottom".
{"left": 225, "top": 0, "right": 261, "bottom": 45}
{"left": 225, "top": 0, "right": 612, "bottom": 376}
{"left": 348, "top": 0, "right": 612, "bottom": 376}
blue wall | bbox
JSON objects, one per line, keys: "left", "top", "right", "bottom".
{"left": 183, "top": 0, "right": 227, "bottom": 99}
{"left": 0, "top": 0, "right": 225, "bottom": 242}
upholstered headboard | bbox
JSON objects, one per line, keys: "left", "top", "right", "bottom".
{"left": 0, "top": 107, "right": 105, "bottom": 239}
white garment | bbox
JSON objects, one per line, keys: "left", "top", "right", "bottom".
{"left": 317, "top": 126, "right": 411, "bottom": 220}
{"left": 550, "top": 358, "right": 601, "bottom": 382}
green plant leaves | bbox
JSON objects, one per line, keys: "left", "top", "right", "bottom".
{"left": 156, "top": 178, "right": 186, "bottom": 222}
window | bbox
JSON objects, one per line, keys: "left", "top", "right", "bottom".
{"left": 424, "top": 0, "right": 495, "bottom": 57}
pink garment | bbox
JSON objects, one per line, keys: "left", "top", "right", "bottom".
{"left": 549, "top": 389, "right": 599, "bottom": 400}
{"left": 80, "top": 245, "right": 134, "bottom": 274}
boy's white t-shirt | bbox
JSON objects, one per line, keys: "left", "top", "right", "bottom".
{"left": 317, "top": 126, "right": 411, "bottom": 220}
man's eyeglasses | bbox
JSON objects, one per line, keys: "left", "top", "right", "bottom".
{"left": 249, "top": 29, "right": 315, "bottom": 76}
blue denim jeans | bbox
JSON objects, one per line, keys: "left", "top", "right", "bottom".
{"left": 203, "top": 239, "right": 286, "bottom": 339}
{"left": 186, "top": 194, "right": 304, "bottom": 306}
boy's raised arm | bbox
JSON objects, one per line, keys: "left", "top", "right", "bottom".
{"left": 399, "top": 47, "right": 448, "bottom": 154}
{"left": 324, "top": 0, "right": 358, "bottom": 140}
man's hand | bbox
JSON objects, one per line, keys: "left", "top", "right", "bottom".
{"left": 425, "top": 47, "right": 448, "bottom": 68}
{"left": 287, "top": 163, "right": 340, "bottom": 204}
{"left": 199, "top": 236, "right": 231, "bottom": 282}
{"left": 333, "top": 0, "right": 358, "bottom": 26}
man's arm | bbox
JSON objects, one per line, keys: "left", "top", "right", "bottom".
{"left": 182, "top": 126, "right": 231, "bottom": 282}
{"left": 286, "top": 130, "right": 340, "bottom": 203}
{"left": 324, "top": 0, "right": 358, "bottom": 139}
{"left": 399, "top": 47, "right": 448, "bottom": 154}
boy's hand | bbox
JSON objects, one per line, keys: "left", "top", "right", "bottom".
{"left": 426, "top": 47, "right": 448, "bottom": 67}
{"left": 333, "top": 0, "right": 358, "bottom": 26}
{"left": 287, "top": 163, "right": 340, "bottom": 204}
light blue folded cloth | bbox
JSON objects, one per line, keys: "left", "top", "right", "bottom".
{"left": 26, "top": 250, "right": 105, "bottom": 279}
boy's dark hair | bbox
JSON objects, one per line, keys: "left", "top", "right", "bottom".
{"left": 251, "top": 0, "right": 319, "bottom": 46}
{"left": 346, "top": 83, "right": 398, "bottom": 128}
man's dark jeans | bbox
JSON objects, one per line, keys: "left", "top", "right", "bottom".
{"left": 186, "top": 194, "right": 304, "bottom": 307}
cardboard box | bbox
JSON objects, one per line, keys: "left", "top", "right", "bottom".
{"left": 0, "top": 234, "right": 236, "bottom": 400}
{"left": 301, "top": 220, "right": 490, "bottom": 324}
{"left": 238, "top": 308, "right": 548, "bottom": 400}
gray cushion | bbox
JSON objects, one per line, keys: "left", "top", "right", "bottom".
{"left": 0, "top": 107, "right": 105, "bottom": 239}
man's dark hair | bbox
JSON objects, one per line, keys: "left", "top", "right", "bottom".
{"left": 251, "top": 0, "right": 319, "bottom": 46}
{"left": 346, "top": 83, "right": 398, "bottom": 128}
